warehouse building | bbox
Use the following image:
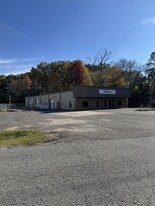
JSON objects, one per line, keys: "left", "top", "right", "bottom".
{"left": 25, "top": 86, "right": 131, "bottom": 110}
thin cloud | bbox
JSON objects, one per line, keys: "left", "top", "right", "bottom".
{"left": 0, "top": 64, "right": 33, "bottom": 75}
{"left": 142, "top": 17, "right": 155, "bottom": 25}
{"left": 0, "top": 59, "right": 15, "bottom": 64}
{"left": 14, "top": 57, "right": 46, "bottom": 62}
{"left": 0, "top": 57, "right": 45, "bottom": 65}
{"left": 0, "top": 56, "right": 47, "bottom": 74}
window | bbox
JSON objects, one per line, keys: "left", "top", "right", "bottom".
{"left": 69, "top": 101, "right": 72, "bottom": 108}
{"left": 118, "top": 101, "right": 122, "bottom": 107}
{"left": 96, "top": 101, "right": 99, "bottom": 107}
{"left": 57, "top": 101, "right": 60, "bottom": 109}
{"left": 82, "top": 101, "right": 88, "bottom": 108}
{"left": 104, "top": 100, "right": 106, "bottom": 108}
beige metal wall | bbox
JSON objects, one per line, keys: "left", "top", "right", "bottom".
{"left": 25, "top": 91, "right": 75, "bottom": 110}
{"left": 49, "top": 93, "right": 60, "bottom": 103}
{"left": 25, "top": 97, "right": 29, "bottom": 107}
{"left": 40, "top": 94, "right": 48, "bottom": 105}
{"left": 25, "top": 93, "right": 127, "bottom": 110}
{"left": 48, "top": 91, "right": 75, "bottom": 110}
{"left": 61, "top": 91, "right": 75, "bottom": 110}
{"left": 26, "top": 96, "right": 40, "bottom": 108}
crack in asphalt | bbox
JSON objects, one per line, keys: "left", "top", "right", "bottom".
{"left": 1, "top": 110, "right": 155, "bottom": 205}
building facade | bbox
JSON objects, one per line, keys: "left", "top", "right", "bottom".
{"left": 25, "top": 86, "right": 131, "bottom": 110}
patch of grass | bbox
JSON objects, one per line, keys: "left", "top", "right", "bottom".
{"left": 0, "top": 130, "right": 49, "bottom": 148}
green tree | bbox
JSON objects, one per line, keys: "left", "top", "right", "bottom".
{"left": 9, "top": 76, "right": 25, "bottom": 103}
{"left": 146, "top": 52, "right": 155, "bottom": 96}
{"left": 0, "top": 75, "right": 8, "bottom": 103}
{"left": 116, "top": 58, "right": 149, "bottom": 107}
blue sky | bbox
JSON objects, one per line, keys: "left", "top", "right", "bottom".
{"left": 0, "top": 0, "right": 155, "bottom": 75}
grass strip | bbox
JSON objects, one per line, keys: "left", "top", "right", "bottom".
{"left": 0, "top": 130, "right": 49, "bottom": 148}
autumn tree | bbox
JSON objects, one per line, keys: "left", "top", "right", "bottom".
{"left": 48, "top": 60, "right": 91, "bottom": 92}
{"left": 68, "top": 60, "right": 91, "bottom": 86}
{"left": 23, "top": 75, "right": 32, "bottom": 90}
{"left": 48, "top": 61, "right": 66, "bottom": 92}
{"left": 102, "top": 66, "right": 125, "bottom": 87}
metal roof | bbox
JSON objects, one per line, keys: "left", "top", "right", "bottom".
{"left": 73, "top": 86, "right": 131, "bottom": 98}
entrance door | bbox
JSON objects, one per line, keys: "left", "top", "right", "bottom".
{"left": 112, "top": 100, "right": 115, "bottom": 109}
{"left": 50, "top": 100, "right": 55, "bottom": 109}
{"left": 35, "top": 98, "right": 39, "bottom": 108}
{"left": 50, "top": 99, "right": 57, "bottom": 109}
{"left": 28, "top": 98, "right": 33, "bottom": 108}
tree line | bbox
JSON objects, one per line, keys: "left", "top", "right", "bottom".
{"left": 0, "top": 49, "right": 155, "bottom": 107}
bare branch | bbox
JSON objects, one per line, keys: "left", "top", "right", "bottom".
{"left": 86, "top": 48, "right": 111, "bottom": 72}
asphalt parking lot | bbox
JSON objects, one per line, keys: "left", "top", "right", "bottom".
{"left": 0, "top": 108, "right": 155, "bottom": 205}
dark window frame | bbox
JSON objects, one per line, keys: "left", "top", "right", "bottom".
{"left": 118, "top": 100, "right": 122, "bottom": 107}
{"left": 82, "top": 101, "right": 88, "bottom": 108}
{"left": 69, "top": 101, "right": 72, "bottom": 108}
